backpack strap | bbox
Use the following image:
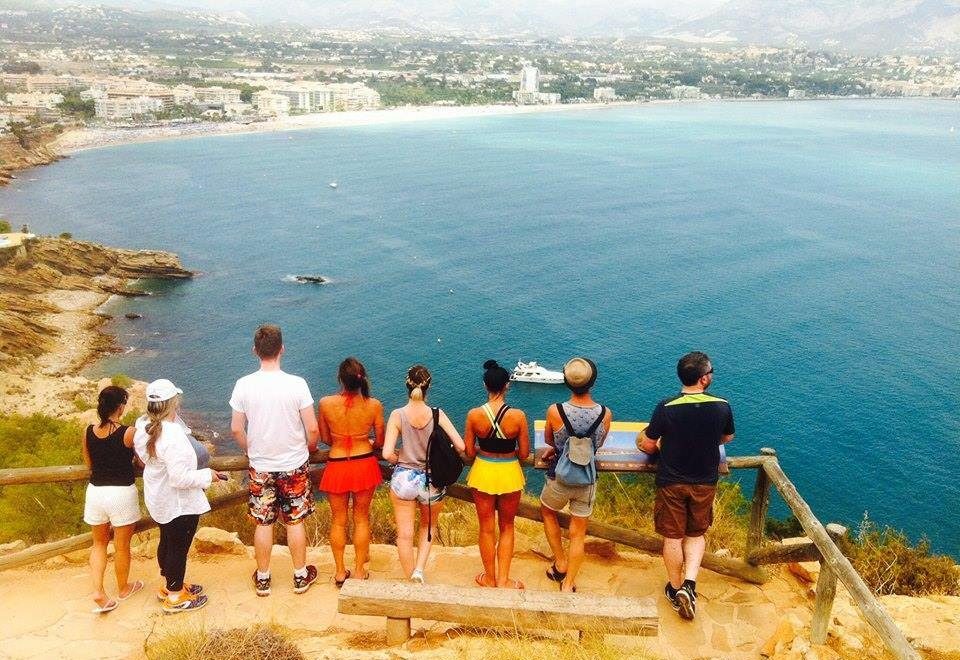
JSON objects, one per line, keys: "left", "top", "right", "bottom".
{"left": 557, "top": 403, "right": 605, "bottom": 438}
{"left": 555, "top": 402, "right": 575, "bottom": 436}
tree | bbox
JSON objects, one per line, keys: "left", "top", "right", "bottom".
{"left": 56, "top": 90, "right": 95, "bottom": 120}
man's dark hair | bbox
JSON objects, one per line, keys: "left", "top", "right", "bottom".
{"left": 254, "top": 324, "right": 283, "bottom": 359}
{"left": 677, "top": 351, "right": 711, "bottom": 386}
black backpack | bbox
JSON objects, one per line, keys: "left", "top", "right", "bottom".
{"left": 425, "top": 407, "right": 464, "bottom": 489}
{"left": 424, "top": 407, "right": 464, "bottom": 542}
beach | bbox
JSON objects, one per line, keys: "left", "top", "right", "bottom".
{"left": 52, "top": 101, "right": 641, "bottom": 154}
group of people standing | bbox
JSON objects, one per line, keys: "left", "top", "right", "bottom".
{"left": 82, "top": 324, "right": 733, "bottom": 624}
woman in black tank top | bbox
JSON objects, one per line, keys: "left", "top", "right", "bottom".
{"left": 81, "top": 386, "right": 143, "bottom": 613}
{"left": 463, "top": 361, "right": 530, "bottom": 589}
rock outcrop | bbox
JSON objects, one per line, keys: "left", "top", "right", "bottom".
{"left": 0, "top": 236, "right": 192, "bottom": 362}
{"left": 0, "top": 131, "right": 62, "bottom": 186}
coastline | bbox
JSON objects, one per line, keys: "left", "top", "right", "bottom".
{"left": 51, "top": 100, "right": 649, "bottom": 154}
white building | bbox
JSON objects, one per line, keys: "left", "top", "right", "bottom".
{"left": 25, "top": 75, "right": 78, "bottom": 93}
{"left": 593, "top": 86, "right": 617, "bottom": 102}
{"left": 103, "top": 82, "right": 176, "bottom": 109}
{"left": 94, "top": 96, "right": 164, "bottom": 120}
{"left": 172, "top": 85, "right": 197, "bottom": 105}
{"left": 520, "top": 67, "right": 540, "bottom": 94}
{"left": 251, "top": 91, "right": 290, "bottom": 117}
{"left": 193, "top": 86, "right": 242, "bottom": 105}
{"left": 268, "top": 82, "right": 381, "bottom": 112}
{"left": 4, "top": 92, "right": 64, "bottom": 109}
{"left": 788, "top": 89, "right": 807, "bottom": 99}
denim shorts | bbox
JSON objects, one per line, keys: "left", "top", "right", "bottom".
{"left": 390, "top": 466, "right": 445, "bottom": 505}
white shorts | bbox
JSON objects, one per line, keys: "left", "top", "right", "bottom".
{"left": 84, "top": 483, "right": 141, "bottom": 527}
{"left": 390, "top": 467, "right": 444, "bottom": 505}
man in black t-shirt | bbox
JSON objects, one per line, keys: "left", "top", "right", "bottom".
{"left": 637, "top": 351, "right": 734, "bottom": 621}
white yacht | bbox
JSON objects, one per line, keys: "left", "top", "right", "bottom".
{"left": 329, "top": 182, "right": 339, "bottom": 188}
{"left": 510, "top": 361, "right": 564, "bottom": 384}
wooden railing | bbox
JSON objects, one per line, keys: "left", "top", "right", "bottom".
{"left": 0, "top": 447, "right": 919, "bottom": 659}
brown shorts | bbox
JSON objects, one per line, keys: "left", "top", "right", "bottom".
{"left": 654, "top": 483, "right": 716, "bottom": 539}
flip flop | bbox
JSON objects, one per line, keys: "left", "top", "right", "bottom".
{"left": 92, "top": 599, "right": 118, "bottom": 614}
{"left": 545, "top": 563, "right": 567, "bottom": 583}
{"left": 475, "top": 572, "right": 494, "bottom": 588}
{"left": 118, "top": 580, "right": 144, "bottom": 601}
{"left": 334, "top": 569, "right": 351, "bottom": 589}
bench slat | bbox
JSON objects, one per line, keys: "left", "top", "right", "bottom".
{"left": 338, "top": 579, "right": 658, "bottom": 636}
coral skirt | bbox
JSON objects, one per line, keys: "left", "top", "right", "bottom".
{"left": 467, "top": 455, "right": 525, "bottom": 495}
{"left": 319, "top": 453, "right": 382, "bottom": 494}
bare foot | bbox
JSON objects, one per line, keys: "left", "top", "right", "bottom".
{"left": 498, "top": 578, "right": 525, "bottom": 590}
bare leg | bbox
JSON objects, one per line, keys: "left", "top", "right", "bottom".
{"left": 414, "top": 500, "right": 443, "bottom": 573}
{"left": 562, "top": 516, "right": 588, "bottom": 592}
{"left": 327, "top": 492, "right": 350, "bottom": 581}
{"left": 540, "top": 504, "right": 568, "bottom": 573}
{"left": 495, "top": 491, "right": 522, "bottom": 588}
{"left": 113, "top": 524, "right": 136, "bottom": 596}
{"left": 286, "top": 520, "right": 307, "bottom": 570}
{"left": 90, "top": 524, "right": 111, "bottom": 607}
{"left": 254, "top": 524, "right": 274, "bottom": 573}
{"left": 662, "top": 537, "right": 684, "bottom": 589}
{"left": 682, "top": 535, "right": 706, "bottom": 582}
{"left": 390, "top": 491, "right": 417, "bottom": 578}
{"left": 472, "top": 490, "right": 498, "bottom": 586}
{"left": 352, "top": 487, "right": 376, "bottom": 579}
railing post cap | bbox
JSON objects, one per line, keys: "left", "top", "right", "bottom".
{"left": 760, "top": 447, "right": 777, "bottom": 456}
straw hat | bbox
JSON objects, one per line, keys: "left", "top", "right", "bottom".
{"left": 563, "top": 357, "right": 597, "bottom": 390}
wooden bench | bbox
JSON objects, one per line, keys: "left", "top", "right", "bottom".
{"left": 338, "top": 579, "right": 659, "bottom": 645}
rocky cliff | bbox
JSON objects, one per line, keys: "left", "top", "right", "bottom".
{"left": 0, "top": 236, "right": 192, "bottom": 362}
{"left": 0, "top": 131, "right": 62, "bottom": 186}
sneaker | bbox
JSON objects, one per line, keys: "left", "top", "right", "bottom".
{"left": 664, "top": 583, "right": 680, "bottom": 611}
{"left": 292, "top": 565, "right": 318, "bottom": 594}
{"left": 157, "top": 583, "right": 204, "bottom": 601}
{"left": 253, "top": 571, "right": 271, "bottom": 597}
{"left": 676, "top": 583, "right": 697, "bottom": 620}
{"left": 410, "top": 569, "right": 425, "bottom": 585}
{"left": 162, "top": 593, "right": 208, "bottom": 614}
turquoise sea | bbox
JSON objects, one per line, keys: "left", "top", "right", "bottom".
{"left": 2, "top": 100, "right": 958, "bottom": 555}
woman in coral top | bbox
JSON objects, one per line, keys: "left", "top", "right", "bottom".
{"left": 317, "top": 357, "right": 385, "bottom": 587}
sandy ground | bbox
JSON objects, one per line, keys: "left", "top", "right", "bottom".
{"left": 0, "top": 288, "right": 111, "bottom": 417}
{"left": 0, "top": 538, "right": 818, "bottom": 660}
{"left": 52, "top": 102, "right": 645, "bottom": 154}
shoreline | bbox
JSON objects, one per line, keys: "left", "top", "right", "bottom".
{"left": 50, "top": 96, "right": 955, "bottom": 156}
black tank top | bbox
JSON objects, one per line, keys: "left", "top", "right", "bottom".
{"left": 86, "top": 424, "right": 135, "bottom": 487}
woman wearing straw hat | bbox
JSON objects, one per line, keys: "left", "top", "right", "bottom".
{"left": 134, "top": 379, "right": 225, "bottom": 613}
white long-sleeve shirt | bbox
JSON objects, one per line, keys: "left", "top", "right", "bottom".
{"left": 134, "top": 419, "right": 211, "bottom": 524}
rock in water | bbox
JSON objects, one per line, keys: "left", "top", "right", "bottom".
{"left": 294, "top": 275, "right": 327, "bottom": 284}
{"left": 124, "top": 313, "right": 142, "bottom": 320}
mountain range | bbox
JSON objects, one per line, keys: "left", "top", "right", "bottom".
{"left": 7, "top": 0, "right": 960, "bottom": 51}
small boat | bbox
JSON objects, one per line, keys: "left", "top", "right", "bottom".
{"left": 329, "top": 182, "right": 338, "bottom": 188}
{"left": 510, "top": 360, "right": 564, "bottom": 384}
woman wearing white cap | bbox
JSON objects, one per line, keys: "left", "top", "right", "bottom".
{"left": 134, "top": 379, "right": 225, "bottom": 613}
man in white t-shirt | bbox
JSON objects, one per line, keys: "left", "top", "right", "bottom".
{"left": 230, "top": 324, "right": 320, "bottom": 596}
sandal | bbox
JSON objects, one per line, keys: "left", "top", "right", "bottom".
{"left": 545, "top": 563, "right": 567, "bottom": 583}
{"left": 92, "top": 598, "right": 118, "bottom": 614}
{"left": 334, "top": 569, "right": 351, "bottom": 589}
{"left": 118, "top": 580, "right": 144, "bottom": 601}
{"left": 475, "top": 572, "right": 495, "bottom": 588}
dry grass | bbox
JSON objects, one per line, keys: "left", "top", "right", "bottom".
{"left": 445, "top": 625, "right": 656, "bottom": 660}
{"left": 145, "top": 623, "right": 304, "bottom": 660}
{"left": 590, "top": 473, "right": 749, "bottom": 555}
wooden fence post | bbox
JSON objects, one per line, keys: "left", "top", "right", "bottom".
{"left": 811, "top": 523, "right": 847, "bottom": 644}
{"left": 746, "top": 448, "right": 776, "bottom": 558}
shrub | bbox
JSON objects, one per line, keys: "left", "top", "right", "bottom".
{"left": 146, "top": 623, "right": 304, "bottom": 660}
{"left": 58, "top": 232, "right": 72, "bottom": 240}
{"left": 0, "top": 414, "right": 86, "bottom": 543}
{"left": 73, "top": 396, "right": 92, "bottom": 412}
{"left": 765, "top": 514, "right": 804, "bottom": 540}
{"left": 0, "top": 220, "right": 11, "bottom": 233}
{"left": 111, "top": 373, "right": 133, "bottom": 388}
{"left": 840, "top": 514, "right": 959, "bottom": 596}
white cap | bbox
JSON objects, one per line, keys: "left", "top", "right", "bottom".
{"left": 146, "top": 378, "right": 183, "bottom": 403}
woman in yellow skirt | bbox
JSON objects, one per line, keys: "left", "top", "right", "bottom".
{"left": 464, "top": 360, "right": 530, "bottom": 589}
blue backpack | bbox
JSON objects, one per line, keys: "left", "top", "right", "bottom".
{"left": 554, "top": 403, "right": 606, "bottom": 487}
